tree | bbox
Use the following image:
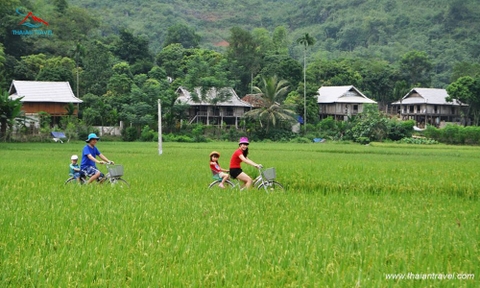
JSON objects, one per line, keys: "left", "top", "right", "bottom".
{"left": 14, "top": 54, "right": 47, "bottom": 80}
{"left": 226, "top": 27, "right": 261, "bottom": 96}
{"left": 244, "top": 75, "right": 296, "bottom": 132}
{"left": 272, "top": 26, "right": 289, "bottom": 55}
{"left": 72, "top": 43, "right": 86, "bottom": 98}
{"left": 446, "top": 76, "right": 480, "bottom": 125}
{"left": 113, "top": 30, "right": 153, "bottom": 66}
{"left": 163, "top": 23, "right": 201, "bottom": 49}
{"left": 257, "top": 55, "right": 302, "bottom": 95}
{"left": 399, "top": 50, "right": 433, "bottom": 87}
{"left": 346, "top": 104, "right": 389, "bottom": 144}
{"left": 82, "top": 40, "right": 114, "bottom": 96}
{"left": 0, "top": 89, "right": 24, "bottom": 140}
{"left": 156, "top": 43, "right": 186, "bottom": 79}
{"left": 182, "top": 49, "right": 234, "bottom": 92}
{"left": 0, "top": 43, "right": 6, "bottom": 89}
{"left": 296, "top": 33, "right": 315, "bottom": 131}
{"left": 53, "top": 0, "right": 68, "bottom": 14}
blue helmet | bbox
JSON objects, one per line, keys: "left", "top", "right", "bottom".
{"left": 85, "top": 133, "right": 100, "bottom": 143}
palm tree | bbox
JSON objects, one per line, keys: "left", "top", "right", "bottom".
{"left": 73, "top": 43, "right": 85, "bottom": 98}
{"left": 244, "top": 75, "right": 296, "bottom": 132}
{"left": 296, "top": 33, "right": 315, "bottom": 132}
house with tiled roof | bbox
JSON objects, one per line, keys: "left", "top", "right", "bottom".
{"left": 317, "top": 86, "right": 377, "bottom": 120}
{"left": 176, "top": 86, "right": 252, "bottom": 128}
{"left": 391, "top": 88, "right": 467, "bottom": 128}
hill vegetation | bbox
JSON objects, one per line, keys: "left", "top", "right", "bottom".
{"left": 68, "top": 0, "right": 480, "bottom": 86}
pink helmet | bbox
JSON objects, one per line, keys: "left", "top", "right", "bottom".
{"left": 239, "top": 137, "right": 249, "bottom": 144}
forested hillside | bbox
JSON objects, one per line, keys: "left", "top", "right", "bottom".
{"left": 68, "top": 0, "right": 480, "bottom": 86}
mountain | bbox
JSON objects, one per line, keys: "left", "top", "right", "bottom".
{"left": 68, "top": 0, "right": 480, "bottom": 87}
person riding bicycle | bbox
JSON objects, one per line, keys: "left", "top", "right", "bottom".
{"left": 210, "top": 151, "right": 229, "bottom": 188}
{"left": 69, "top": 154, "right": 85, "bottom": 183}
{"left": 229, "top": 137, "right": 262, "bottom": 189}
{"left": 81, "top": 133, "right": 114, "bottom": 184}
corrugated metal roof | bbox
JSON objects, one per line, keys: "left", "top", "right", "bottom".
{"left": 176, "top": 86, "right": 252, "bottom": 107}
{"left": 8, "top": 80, "right": 82, "bottom": 103}
{"left": 317, "top": 85, "right": 377, "bottom": 104}
{"left": 391, "top": 88, "right": 465, "bottom": 106}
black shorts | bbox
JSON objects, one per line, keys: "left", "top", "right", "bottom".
{"left": 229, "top": 168, "right": 243, "bottom": 179}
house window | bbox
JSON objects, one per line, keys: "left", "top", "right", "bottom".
{"left": 227, "top": 107, "right": 234, "bottom": 116}
{"left": 353, "top": 105, "right": 358, "bottom": 112}
{"left": 416, "top": 105, "right": 420, "bottom": 113}
{"left": 434, "top": 105, "right": 438, "bottom": 114}
{"left": 409, "top": 106, "right": 414, "bottom": 113}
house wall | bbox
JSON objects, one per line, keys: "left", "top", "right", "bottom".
{"left": 319, "top": 103, "right": 364, "bottom": 119}
{"left": 398, "top": 104, "right": 459, "bottom": 116}
{"left": 188, "top": 106, "right": 249, "bottom": 118}
{"left": 188, "top": 105, "right": 250, "bottom": 127}
{"left": 394, "top": 103, "right": 466, "bottom": 127}
{"left": 21, "top": 102, "right": 79, "bottom": 116}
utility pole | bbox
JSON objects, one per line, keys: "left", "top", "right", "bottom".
{"left": 303, "top": 50, "right": 307, "bottom": 132}
{"left": 158, "top": 99, "right": 162, "bottom": 155}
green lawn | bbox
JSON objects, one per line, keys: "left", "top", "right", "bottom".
{"left": 0, "top": 141, "right": 478, "bottom": 287}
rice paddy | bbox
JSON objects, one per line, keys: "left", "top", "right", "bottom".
{"left": 0, "top": 141, "right": 478, "bottom": 287}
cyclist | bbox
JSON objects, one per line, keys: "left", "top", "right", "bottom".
{"left": 81, "top": 133, "right": 114, "bottom": 184}
{"left": 69, "top": 154, "right": 85, "bottom": 184}
{"left": 229, "top": 137, "right": 262, "bottom": 189}
{"left": 209, "top": 151, "right": 229, "bottom": 188}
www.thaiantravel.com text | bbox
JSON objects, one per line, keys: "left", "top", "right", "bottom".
{"left": 385, "top": 272, "right": 474, "bottom": 280}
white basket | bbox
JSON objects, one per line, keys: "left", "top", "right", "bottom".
{"left": 108, "top": 165, "right": 124, "bottom": 177}
{"left": 262, "top": 167, "right": 276, "bottom": 180}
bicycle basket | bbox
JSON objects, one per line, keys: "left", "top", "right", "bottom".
{"left": 108, "top": 165, "right": 124, "bottom": 177}
{"left": 262, "top": 167, "right": 276, "bottom": 180}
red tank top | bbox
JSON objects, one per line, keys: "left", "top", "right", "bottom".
{"left": 229, "top": 148, "right": 243, "bottom": 168}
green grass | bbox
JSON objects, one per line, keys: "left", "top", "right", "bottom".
{"left": 0, "top": 141, "right": 478, "bottom": 287}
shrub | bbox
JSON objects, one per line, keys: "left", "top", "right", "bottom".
{"left": 140, "top": 125, "right": 155, "bottom": 142}
{"left": 122, "top": 126, "right": 138, "bottom": 142}
{"left": 387, "top": 119, "right": 414, "bottom": 141}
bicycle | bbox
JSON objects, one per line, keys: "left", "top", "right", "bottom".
{"left": 64, "top": 163, "right": 130, "bottom": 188}
{"left": 208, "top": 166, "right": 284, "bottom": 193}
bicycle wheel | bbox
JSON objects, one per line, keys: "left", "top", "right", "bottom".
{"left": 110, "top": 177, "right": 130, "bottom": 188}
{"left": 258, "top": 180, "right": 285, "bottom": 193}
{"left": 208, "top": 179, "right": 235, "bottom": 189}
{"left": 64, "top": 177, "right": 86, "bottom": 185}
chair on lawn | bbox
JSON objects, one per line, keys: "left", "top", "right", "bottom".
{"left": 51, "top": 131, "right": 67, "bottom": 143}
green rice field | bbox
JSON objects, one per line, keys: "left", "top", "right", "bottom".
{"left": 0, "top": 141, "right": 478, "bottom": 287}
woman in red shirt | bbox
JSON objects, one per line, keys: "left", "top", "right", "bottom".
{"left": 229, "top": 137, "right": 262, "bottom": 189}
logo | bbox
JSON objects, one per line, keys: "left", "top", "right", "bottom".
{"left": 12, "top": 7, "right": 53, "bottom": 36}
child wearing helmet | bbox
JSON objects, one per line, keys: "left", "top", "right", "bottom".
{"left": 210, "top": 151, "right": 229, "bottom": 188}
{"left": 229, "top": 137, "right": 262, "bottom": 189}
{"left": 69, "top": 155, "right": 85, "bottom": 183}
